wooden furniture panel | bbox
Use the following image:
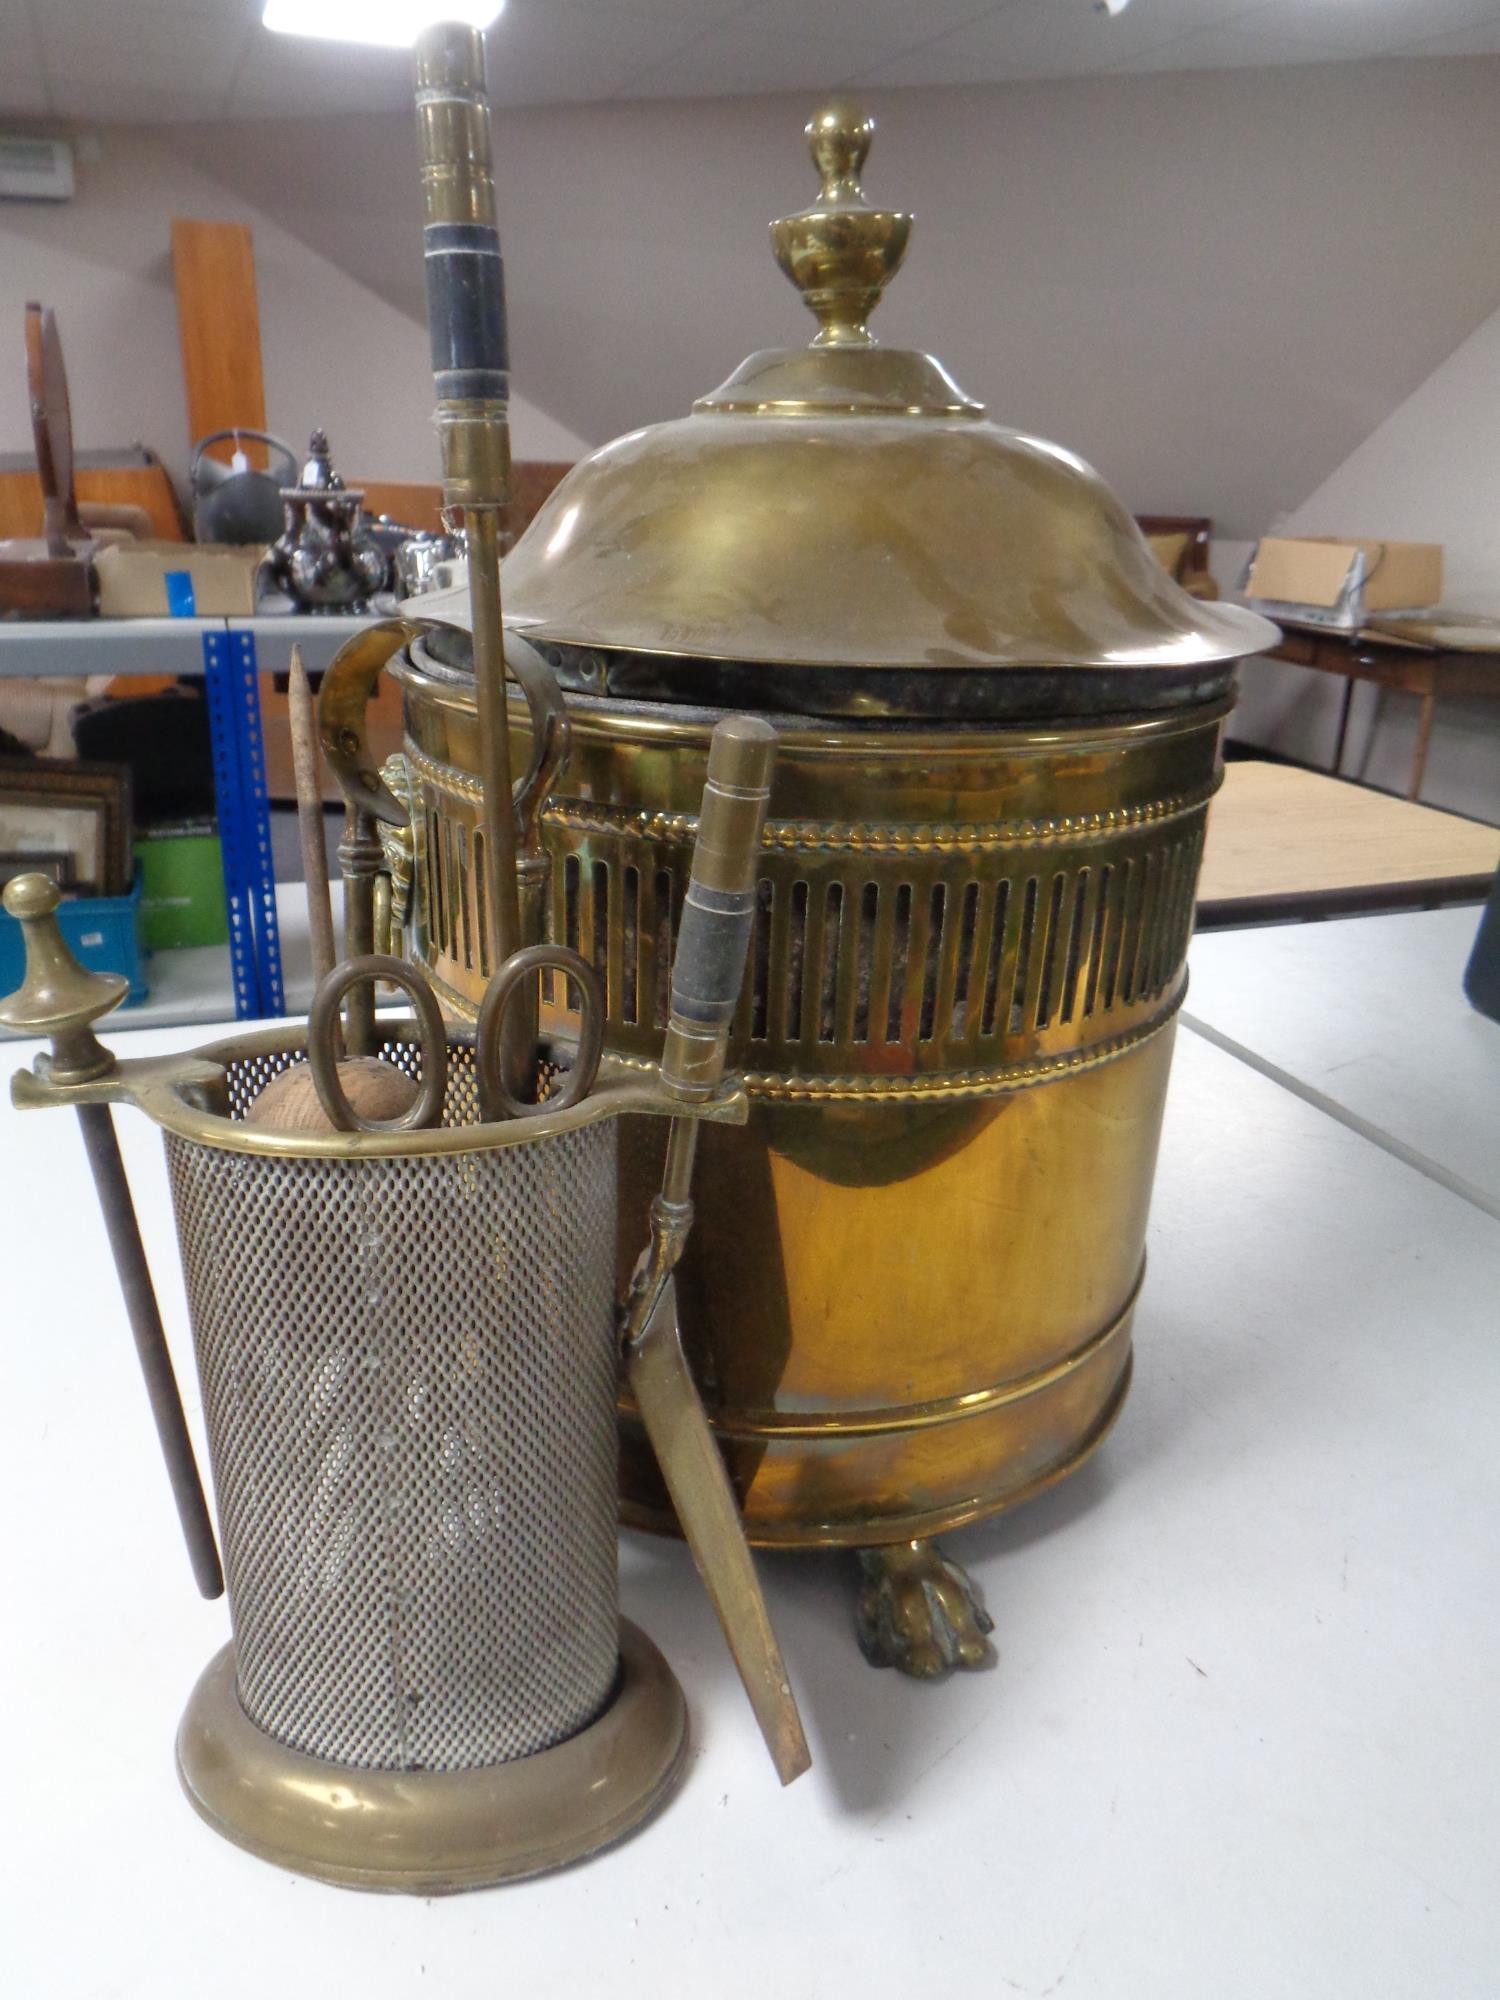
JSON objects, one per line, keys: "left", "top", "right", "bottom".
{"left": 356, "top": 480, "right": 445, "bottom": 534}
{"left": 260, "top": 670, "right": 404, "bottom": 804}
{"left": 356, "top": 465, "right": 576, "bottom": 546}
{"left": 0, "top": 464, "right": 186, "bottom": 543}
{"left": 1198, "top": 760, "right": 1500, "bottom": 925}
{"left": 1136, "top": 514, "right": 1216, "bottom": 598}
{"left": 171, "top": 220, "right": 267, "bottom": 469}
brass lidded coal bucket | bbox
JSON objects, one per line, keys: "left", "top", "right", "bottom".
{"left": 392, "top": 100, "right": 1277, "bottom": 1675}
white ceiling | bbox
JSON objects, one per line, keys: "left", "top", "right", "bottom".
{"left": 2, "top": 0, "right": 1499, "bottom": 125}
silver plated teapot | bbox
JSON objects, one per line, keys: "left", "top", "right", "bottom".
{"left": 264, "top": 428, "right": 389, "bottom": 613}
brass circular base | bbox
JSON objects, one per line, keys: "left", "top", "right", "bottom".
{"left": 176, "top": 1620, "right": 688, "bottom": 1894}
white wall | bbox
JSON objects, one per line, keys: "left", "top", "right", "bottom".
{"left": 166, "top": 56, "right": 1500, "bottom": 542}
{"left": 0, "top": 126, "right": 589, "bottom": 494}
{"left": 1222, "top": 303, "right": 1500, "bottom": 823}
{"left": 1, "top": 62, "right": 1497, "bottom": 824}
{"left": 11, "top": 57, "right": 1500, "bottom": 545}
{"left": 155, "top": 55, "right": 1500, "bottom": 827}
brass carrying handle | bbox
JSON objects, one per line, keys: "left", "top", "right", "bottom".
{"left": 504, "top": 632, "right": 570, "bottom": 859}
{"left": 476, "top": 943, "right": 603, "bottom": 1122}
{"left": 316, "top": 620, "right": 415, "bottom": 832}
{"left": 321, "top": 620, "right": 570, "bottom": 877}
{"left": 393, "top": 626, "right": 569, "bottom": 859}
{"left": 307, "top": 955, "right": 449, "bottom": 1133}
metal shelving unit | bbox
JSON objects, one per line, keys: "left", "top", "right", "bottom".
{"left": 0, "top": 612, "right": 380, "bottom": 1020}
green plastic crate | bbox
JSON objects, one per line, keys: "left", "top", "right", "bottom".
{"left": 134, "top": 821, "right": 229, "bottom": 951}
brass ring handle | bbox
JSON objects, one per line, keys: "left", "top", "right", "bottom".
{"left": 504, "top": 632, "right": 570, "bottom": 854}
{"left": 476, "top": 944, "right": 603, "bottom": 1122}
{"left": 308, "top": 955, "right": 449, "bottom": 1133}
{"left": 316, "top": 619, "right": 418, "bottom": 830}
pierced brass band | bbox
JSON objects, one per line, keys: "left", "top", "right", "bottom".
{"left": 397, "top": 664, "right": 1218, "bottom": 1549}
{"left": 396, "top": 673, "right": 1222, "bottom": 1094}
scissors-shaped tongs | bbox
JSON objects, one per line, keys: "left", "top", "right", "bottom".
{"left": 301, "top": 939, "right": 603, "bottom": 1135}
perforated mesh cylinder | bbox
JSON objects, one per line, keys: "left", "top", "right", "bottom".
{"left": 164, "top": 1040, "right": 621, "bottom": 1774}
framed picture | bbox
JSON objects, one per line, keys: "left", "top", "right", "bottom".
{"left": 0, "top": 849, "right": 74, "bottom": 891}
{"left": 0, "top": 757, "right": 133, "bottom": 898}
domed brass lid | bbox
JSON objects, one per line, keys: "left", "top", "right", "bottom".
{"left": 501, "top": 101, "right": 1276, "bottom": 678}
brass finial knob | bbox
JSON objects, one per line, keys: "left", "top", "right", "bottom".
{"left": 808, "top": 99, "right": 875, "bottom": 199}
{"left": 0, "top": 873, "right": 122, "bottom": 1085}
{"left": 770, "top": 98, "right": 911, "bottom": 349}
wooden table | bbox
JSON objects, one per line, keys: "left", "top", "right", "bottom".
{"left": 1198, "top": 760, "right": 1500, "bottom": 926}
{"left": 1263, "top": 619, "right": 1500, "bottom": 802}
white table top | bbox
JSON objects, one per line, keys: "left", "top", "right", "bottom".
{"left": 2, "top": 1016, "right": 1497, "bottom": 1998}
{"left": 1197, "top": 762, "right": 1500, "bottom": 914}
{"left": 1185, "top": 905, "right": 1500, "bottom": 1216}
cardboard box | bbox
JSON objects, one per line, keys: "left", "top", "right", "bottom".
{"left": 95, "top": 540, "right": 265, "bottom": 618}
{"left": 1241, "top": 536, "right": 1443, "bottom": 633}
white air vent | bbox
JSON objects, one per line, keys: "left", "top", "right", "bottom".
{"left": 0, "top": 137, "right": 75, "bottom": 203}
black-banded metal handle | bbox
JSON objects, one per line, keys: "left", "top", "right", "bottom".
{"left": 414, "top": 26, "right": 509, "bottom": 426}
{"left": 660, "top": 714, "right": 778, "bottom": 1101}
{"left": 413, "top": 22, "right": 525, "bottom": 1093}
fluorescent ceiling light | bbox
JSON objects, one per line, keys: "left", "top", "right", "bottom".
{"left": 262, "top": 1, "right": 505, "bottom": 50}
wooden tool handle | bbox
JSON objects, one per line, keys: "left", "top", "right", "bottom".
{"left": 25, "top": 302, "right": 81, "bottom": 554}
{"left": 288, "top": 646, "right": 337, "bottom": 989}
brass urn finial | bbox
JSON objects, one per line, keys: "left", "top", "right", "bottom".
{"left": 0, "top": 873, "right": 123, "bottom": 1085}
{"left": 771, "top": 98, "right": 911, "bottom": 349}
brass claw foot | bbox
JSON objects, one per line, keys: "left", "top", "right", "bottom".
{"left": 854, "top": 1539, "right": 996, "bottom": 1680}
